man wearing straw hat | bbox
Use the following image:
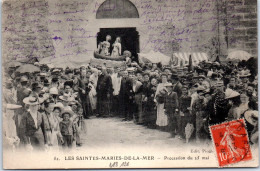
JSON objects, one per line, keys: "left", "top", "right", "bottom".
{"left": 238, "top": 70, "right": 251, "bottom": 90}
{"left": 21, "top": 96, "right": 47, "bottom": 151}
{"left": 225, "top": 88, "right": 240, "bottom": 121}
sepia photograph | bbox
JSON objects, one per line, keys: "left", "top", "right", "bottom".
{"left": 2, "top": 0, "right": 259, "bottom": 169}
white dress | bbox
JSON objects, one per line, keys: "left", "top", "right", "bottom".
{"left": 111, "top": 42, "right": 121, "bottom": 58}
{"left": 46, "top": 113, "right": 62, "bottom": 151}
{"left": 88, "top": 83, "right": 97, "bottom": 110}
{"left": 155, "top": 83, "right": 168, "bottom": 126}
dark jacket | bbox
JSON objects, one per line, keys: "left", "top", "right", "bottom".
{"left": 164, "top": 92, "right": 179, "bottom": 116}
{"left": 119, "top": 77, "right": 133, "bottom": 102}
{"left": 97, "top": 73, "right": 113, "bottom": 97}
{"left": 173, "top": 81, "right": 182, "bottom": 98}
{"left": 144, "top": 84, "right": 157, "bottom": 111}
{"left": 78, "top": 76, "right": 90, "bottom": 99}
{"left": 59, "top": 120, "right": 76, "bottom": 136}
{"left": 13, "top": 112, "right": 27, "bottom": 145}
{"left": 17, "top": 87, "right": 31, "bottom": 106}
{"left": 20, "top": 111, "right": 47, "bottom": 144}
{"left": 179, "top": 95, "right": 192, "bottom": 114}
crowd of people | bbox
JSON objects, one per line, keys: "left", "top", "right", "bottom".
{"left": 3, "top": 55, "right": 259, "bottom": 152}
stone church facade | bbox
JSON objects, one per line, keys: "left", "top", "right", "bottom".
{"left": 2, "top": 0, "right": 257, "bottom": 63}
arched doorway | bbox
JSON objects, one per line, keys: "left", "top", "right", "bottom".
{"left": 95, "top": 0, "right": 140, "bottom": 60}
{"left": 96, "top": 0, "right": 139, "bottom": 19}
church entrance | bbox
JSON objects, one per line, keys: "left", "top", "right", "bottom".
{"left": 97, "top": 27, "right": 139, "bottom": 60}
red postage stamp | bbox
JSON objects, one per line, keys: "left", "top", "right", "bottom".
{"left": 209, "top": 119, "right": 252, "bottom": 167}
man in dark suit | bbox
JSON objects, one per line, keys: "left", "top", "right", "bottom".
{"left": 119, "top": 71, "right": 134, "bottom": 121}
{"left": 21, "top": 96, "right": 47, "bottom": 151}
{"left": 96, "top": 67, "right": 113, "bottom": 117}
{"left": 77, "top": 69, "right": 91, "bottom": 119}
{"left": 15, "top": 76, "right": 31, "bottom": 144}
{"left": 171, "top": 73, "right": 183, "bottom": 98}
{"left": 164, "top": 83, "right": 179, "bottom": 137}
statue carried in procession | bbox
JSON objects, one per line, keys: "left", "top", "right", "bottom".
{"left": 97, "top": 35, "right": 112, "bottom": 56}
{"left": 95, "top": 35, "right": 125, "bottom": 61}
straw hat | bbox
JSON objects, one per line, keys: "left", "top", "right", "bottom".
{"left": 68, "top": 100, "right": 78, "bottom": 106}
{"left": 20, "top": 76, "right": 28, "bottom": 83}
{"left": 239, "top": 70, "right": 251, "bottom": 78}
{"left": 23, "top": 96, "right": 43, "bottom": 105}
{"left": 244, "top": 110, "right": 258, "bottom": 126}
{"left": 59, "top": 108, "right": 74, "bottom": 118}
{"left": 39, "top": 73, "right": 47, "bottom": 77}
{"left": 49, "top": 87, "right": 58, "bottom": 95}
{"left": 197, "top": 86, "right": 205, "bottom": 94}
{"left": 213, "top": 62, "right": 220, "bottom": 66}
{"left": 59, "top": 94, "right": 75, "bottom": 102}
{"left": 198, "top": 75, "right": 206, "bottom": 79}
{"left": 80, "top": 65, "right": 86, "bottom": 69}
{"left": 215, "top": 80, "right": 224, "bottom": 87}
{"left": 225, "top": 89, "right": 240, "bottom": 99}
{"left": 126, "top": 67, "right": 135, "bottom": 73}
{"left": 165, "top": 83, "right": 173, "bottom": 87}
{"left": 53, "top": 102, "right": 64, "bottom": 112}
{"left": 52, "top": 69, "right": 60, "bottom": 73}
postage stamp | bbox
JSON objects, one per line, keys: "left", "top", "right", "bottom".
{"left": 209, "top": 119, "right": 252, "bottom": 167}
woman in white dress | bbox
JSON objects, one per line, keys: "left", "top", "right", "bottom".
{"left": 111, "top": 37, "right": 122, "bottom": 58}
{"left": 154, "top": 73, "right": 169, "bottom": 128}
{"left": 89, "top": 68, "right": 99, "bottom": 113}
{"left": 48, "top": 103, "right": 64, "bottom": 150}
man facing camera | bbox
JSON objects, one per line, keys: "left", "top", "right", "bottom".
{"left": 164, "top": 83, "right": 179, "bottom": 138}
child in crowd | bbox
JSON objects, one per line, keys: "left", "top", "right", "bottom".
{"left": 59, "top": 109, "right": 76, "bottom": 149}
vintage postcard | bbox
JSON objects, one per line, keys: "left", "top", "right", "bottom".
{"left": 2, "top": 0, "right": 258, "bottom": 169}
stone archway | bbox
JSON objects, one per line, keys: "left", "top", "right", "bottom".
{"left": 96, "top": 0, "right": 139, "bottom": 19}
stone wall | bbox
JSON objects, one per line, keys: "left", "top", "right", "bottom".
{"left": 224, "top": 0, "right": 257, "bottom": 56}
{"left": 2, "top": 0, "right": 257, "bottom": 64}
{"left": 2, "top": 0, "right": 55, "bottom": 62}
